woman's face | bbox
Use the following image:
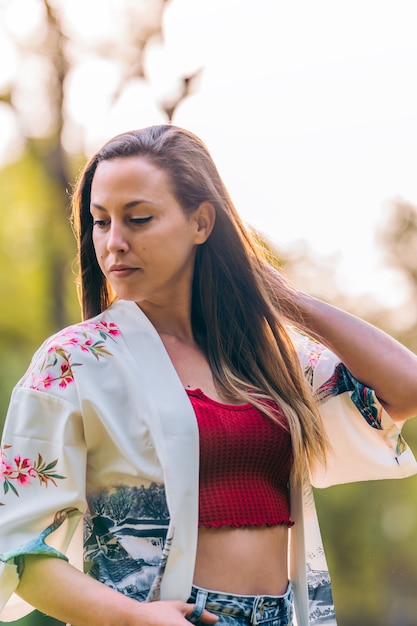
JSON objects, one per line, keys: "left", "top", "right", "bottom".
{"left": 90, "top": 156, "right": 212, "bottom": 309}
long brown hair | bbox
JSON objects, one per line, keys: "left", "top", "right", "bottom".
{"left": 71, "top": 125, "right": 327, "bottom": 481}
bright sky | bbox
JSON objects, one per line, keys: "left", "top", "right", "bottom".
{"left": 164, "top": 0, "right": 417, "bottom": 306}
{"left": 1, "top": 0, "right": 417, "bottom": 306}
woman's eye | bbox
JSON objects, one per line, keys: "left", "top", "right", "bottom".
{"left": 92, "top": 219, "right": 109, "bottom": 228}
{"left": 130, "top": 216, "right": 153, "bottom": 225}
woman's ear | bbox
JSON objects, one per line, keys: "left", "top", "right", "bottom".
{"left": 194, "top": 201, "right": 216, "bottom": 244}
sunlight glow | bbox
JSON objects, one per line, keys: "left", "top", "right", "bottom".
{"left": 0, "top": 0, "right": 416, "bottom": 307}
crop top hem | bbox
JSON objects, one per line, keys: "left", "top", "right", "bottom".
{"left": 198, "top": 519, "right": 294, "bottom": 529}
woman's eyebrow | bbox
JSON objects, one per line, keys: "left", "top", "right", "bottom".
{"left": 90, "top": 199, "right": 153, "bottom": 211}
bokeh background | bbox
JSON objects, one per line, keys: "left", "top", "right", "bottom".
{"left": 1, "top": 1, "right": 417, "bottom": 625}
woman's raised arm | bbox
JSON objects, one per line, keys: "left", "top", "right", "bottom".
{"left": 269, "top": 268, "right": 417, "bottom": 422}
{"left": 290, "top": 291, "right": 417, "bottom": 422}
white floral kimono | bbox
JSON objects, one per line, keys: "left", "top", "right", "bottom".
{"left": 0, "top": 300, "right": 416, "bottom": 625}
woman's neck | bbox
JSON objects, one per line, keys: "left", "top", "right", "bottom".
{"left": 137, "top": 300, "right": 194, "bottom": 342}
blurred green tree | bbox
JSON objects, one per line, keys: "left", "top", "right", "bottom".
{"left": 266, "top": 223, "right": 417, "bottom": 625}
{"left": 0, "top": 0, "right": 174, "bottom": 417}
{"left": 376, "top": 199, "right": 417, "bottom": 354}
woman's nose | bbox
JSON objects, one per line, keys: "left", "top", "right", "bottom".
{"left": 107, "top": 223, "right": 129, "bottom": 253}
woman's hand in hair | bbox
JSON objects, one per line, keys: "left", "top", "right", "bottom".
{"left": 263, "top": 263, "right": 302, "bottom": 323}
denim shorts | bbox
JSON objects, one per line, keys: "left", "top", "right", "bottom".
{"left": 186, "top": 583, "right": 293, "bottom": 626}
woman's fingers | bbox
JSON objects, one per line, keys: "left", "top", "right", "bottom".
{"left": 200, "top": 608, "right": 219, "bottom": 623}
{"left": 183, "top": 603, "right": 218, "bottom": 624}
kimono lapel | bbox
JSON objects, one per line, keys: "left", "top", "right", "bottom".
{"left": 289, "top": 475, "right": 309, "bottom": 626}
{"left": 107, "top": 300, "right": 200, "bottom": 600}
{"left": 290, "top": 471, "right": 337, "bottom": 626}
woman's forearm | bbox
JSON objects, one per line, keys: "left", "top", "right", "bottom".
{"left": 17, "top": 555, "right": 144, "bottom": 626}
{"left": 291, "top": 292, "right": 417, "bottom": 422}
{"left": 16, "top": 555, "right": 212, "bottom": 626}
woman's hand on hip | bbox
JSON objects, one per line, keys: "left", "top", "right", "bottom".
{"left": 133, "top": 600, "right": 218, "bottom": 626}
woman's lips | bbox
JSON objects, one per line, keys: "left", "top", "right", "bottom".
{"left": 109, "top": 265, "right": 138, "bottom": 277}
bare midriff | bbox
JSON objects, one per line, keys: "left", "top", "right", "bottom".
{"left": 193, "top": 524, "right": 289, "bottom": 596}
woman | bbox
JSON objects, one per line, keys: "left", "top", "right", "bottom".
{"left": 1, "top": 125, "right": 417, "bottom": 626}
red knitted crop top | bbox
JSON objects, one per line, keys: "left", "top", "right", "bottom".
{"left": 186, "top": 389, "right": 293, "bottom": 528}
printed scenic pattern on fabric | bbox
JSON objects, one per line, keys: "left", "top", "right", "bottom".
{"left": 305, "top": 344, "right": 406, "bottom": 458}
{"left": 307, "top": 559, "right": 335, "bottom": 625}
{"left": 84, "top": 483, "right": 170, "bottom": 602}
{"left": 302, "top": 484, "right": 336, "bottom": 625}
{"left": 315, "top": 362, "right": 381, "bottom": 428}
{"left": 20, "top": 320, "right": 121, "bottom": 391}
{"left": 0, "top": 507, "right": 79, "bottom": 564}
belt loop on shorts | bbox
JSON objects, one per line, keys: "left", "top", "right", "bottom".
{"left": 251, "top": 595, "right": 263, "bottom": 625}
{"left": 187, "top": 588, "right": 209, "bottom": 624}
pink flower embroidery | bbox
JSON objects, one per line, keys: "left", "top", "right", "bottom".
{"left": 308, "top": 344, "right": 326, "bottom": 368}
{"left": 302, "top": 342, "right": 327, "bottom": 386}
{"left": 1, "top": 445, "right": 66, "bottom": 505}
{"left": 99, "top": 321, "right": 120, "bottom": 336}
{"left": 0, "top": 448, "right": 13, "bottom": 481}
{"left": 26, "top": 320, "right": 121, "bottom": 391}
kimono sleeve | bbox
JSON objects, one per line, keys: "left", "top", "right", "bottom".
{"left": 293, "top": 332, "right": 417, "bottom": 488}
{"left": 0, "top": 382, "right": 86, "bottom": 621}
